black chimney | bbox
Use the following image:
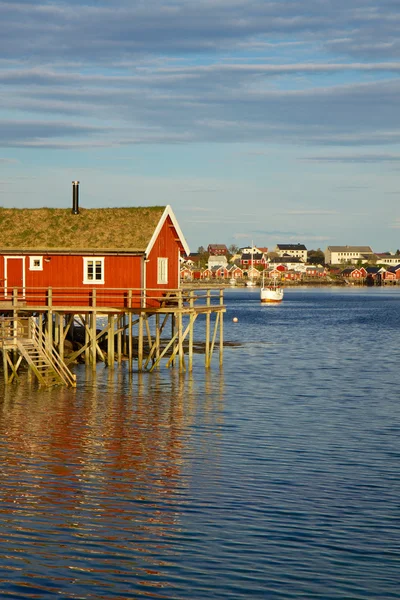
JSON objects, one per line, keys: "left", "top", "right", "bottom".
{"left": 72, "top": 180, "right": 80, "bottom": 214}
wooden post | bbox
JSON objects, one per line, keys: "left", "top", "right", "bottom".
{"left": 84, "top": 313, "right": 90, "bottom": 364}
{"left": 58, "top": 313, "right": 64, "bottom": 361}
{"left": 108, "top": 314, "right": 115, "bottom": 368}
{"left": 38, "top": 313, "right": 43, "bottom": 343}
{"left": 170, "top": 312, "right": 176, "bottom": 367}
{"left": 3, "top": 347, "right": 8, "bottom": 384}
{"left": 128, "top": 290, "right": 133, "bottom": 372}
{"left": 46, "top": 288, "right": 53, "bottom": 356}
{"left": 12, "top": 289, "right": 18, "bottom": 366}
{"left": 178, "top": 290, "right": 185, "bottom": 371}
{"left": 155, "top": 313, "right": 160, "bottom": 366}
{"left": 54, "top": 313, "right": 60, "bottom": 347}
{"left": 138, "top": 312, "right": 143, "bottom": 371}
{"left": 122, "top": 313, "right": 127, "bottom": 356}
{"left": 188, "top": 290, "right": 194, "bottom": 371}
{"left": 219, "top": 288, "right": 224, "bottom": 367}
{"left": 128, "top": 312, "right": 133, "bottom": 372}
{"left": 117, "top": 314, "right": 122, "bottom": 364}
{"left": 205, "top": 289, "right": 211, "bottom": 368}
{"left": 70, "top": 313, "right": 75, "bottom": 346}
{"left": 91, "top": 299, "right": 97, "bottom": 370}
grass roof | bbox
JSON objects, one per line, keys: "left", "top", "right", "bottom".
{"left": 0, "top": 206, "right": 166, "bottom": 251}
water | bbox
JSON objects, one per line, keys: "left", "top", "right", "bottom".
{"left": 0, "top": 287, "right": 399, "bottom": 599}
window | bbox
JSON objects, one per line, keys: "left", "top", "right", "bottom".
{"left": 29, "top": 256, "right": 43, "bottom": 271}
{"left": 83, "top": 257, "right": 105, "bottom": 284}
{"left": 157, "top": 257, "right": 168, "bottom": 284}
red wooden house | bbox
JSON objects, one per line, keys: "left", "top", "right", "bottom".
{"left": 341, "top": 268, "right": 362, "bottom": 279}
{"left": 383, "top": 266, "right": 400, "bottom": 282}
{"left": 201, "top": 268, "right": 213, "bottom": 280}
{"left": 283, "top": 270, "right": 301, "bottom": 281}
{"left": 214, "top": 266, "right": 229, "bottom": 279}
{"left": 180, "top": 266, "right": 193, "bottom": 281}
{"left": 229, "top": 265, "right": 243, "bottom": 279}
{"left": 268, "top": 268, "right": 282, "bottom": 279}
{"left": 0, "top": 191, "right": 189, "bottom": 309}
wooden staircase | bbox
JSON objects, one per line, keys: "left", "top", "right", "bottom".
{"left": 0, "top": 317, "right": 76, "bottom": 387}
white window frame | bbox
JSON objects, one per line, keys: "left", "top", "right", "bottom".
{"left": 83, "top": 257, "right": 105, "bottom": 284}
{"left": 29, "top": 256, "right": 43, "bottom": 271}
{"left": 157, "top": 257, "right": 168, "bottom": 284}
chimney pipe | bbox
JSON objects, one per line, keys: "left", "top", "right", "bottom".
{"left": 72, "top": 181, "right": 80, "bottom": 214}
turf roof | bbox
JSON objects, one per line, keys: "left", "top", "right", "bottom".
{"left": 0, "top": 206, "right": 166, "bottom": 251}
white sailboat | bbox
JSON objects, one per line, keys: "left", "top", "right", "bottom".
{"left": 260, "top": 272, "right": 284, "bottom": 303}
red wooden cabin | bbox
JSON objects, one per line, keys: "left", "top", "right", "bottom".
{"left": 0, "top": 194, "right": 189, "bottom": 309}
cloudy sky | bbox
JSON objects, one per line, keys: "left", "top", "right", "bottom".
{"left": 1, "top": 0, "right": 400, "bottom": 252}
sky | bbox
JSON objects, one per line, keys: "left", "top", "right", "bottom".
{"left": 1, "top": 0, "right": 400, "bottom": 253}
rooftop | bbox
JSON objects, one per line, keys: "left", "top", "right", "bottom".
{"left": 0, "top": 206, "right": 166, "bottom": 252}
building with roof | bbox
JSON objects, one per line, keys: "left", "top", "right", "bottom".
{"left": 325, "top": 246, "right": 374, "bottom": 265}
{"left": 275, "top": 243, "right": 307, "bottom": 262}
{"left": 208, "top": 244, "right": 228, "bottom": 256}
{"left": 207, "top": 255, "right": 228, "bottom": 270}
{"left": 374, "top": 253, "right": 400, "bottom": 266}
{"left": 0, "top": 183, "right": 189, "bottom": 308}
{"left": 269, "top": 256, "right": 303, "bottom": 270}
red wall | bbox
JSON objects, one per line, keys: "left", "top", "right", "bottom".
{"left": 146, "top": 215, "right": 180, "bottom": 294}
{"left": 0, "top": 254, "right": 143, "bottom": 308}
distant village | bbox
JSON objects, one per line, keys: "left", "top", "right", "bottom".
{"left": 180, "top": 243, "right": 400, "bottom": 285}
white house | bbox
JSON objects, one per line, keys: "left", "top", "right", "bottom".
{"left": 325, "top": 246, "right": 374, "bottom": 265}
{"left": 275, "top": 243, "right": 307, "bottom": 262}
{"left": 208, "top": 255, "right": 228, "bottom": 270}
{"left": 374, "top": 253, "right": 400, "bottom": 266}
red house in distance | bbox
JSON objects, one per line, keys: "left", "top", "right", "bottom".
{"left": 0, "top": 183, "right": 190, "bottom": 309}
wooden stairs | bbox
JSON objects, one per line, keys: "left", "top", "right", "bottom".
{"left": 0, "top": 317, "right": 76, "bottom": 387}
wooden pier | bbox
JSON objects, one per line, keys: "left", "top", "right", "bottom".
{"left": 0, "top": 286, "right": 226, "bottom": 386}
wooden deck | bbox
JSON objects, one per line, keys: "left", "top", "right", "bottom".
{"left": 0, "top": 287, "right": 226, "bottom": 381}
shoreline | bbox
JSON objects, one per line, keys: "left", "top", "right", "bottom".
{"left": 182, "top": 279, "right": 375, "bottom": 289}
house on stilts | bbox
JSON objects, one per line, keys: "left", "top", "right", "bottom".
{"left": 0, "top": 182, "right": 225, "bottom": 386}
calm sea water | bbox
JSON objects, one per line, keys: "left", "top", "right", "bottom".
{"left": 0, "top": 287, "right": 399, "bottom": 599}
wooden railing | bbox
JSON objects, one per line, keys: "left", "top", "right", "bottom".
{"left": 0, "top": 316, "right": 76, "bottom": 387}
{"left": 28, "top": 319, "right": 76, "bottom": 387}
{"left": 0, "top": 286, "right": 225, "bottom": 310}
{"left": 0, "top": 316, "right": 26, "bottom": 345}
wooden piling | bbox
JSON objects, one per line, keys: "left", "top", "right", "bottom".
{"left": 219, "top": 288, "right": 224, "bottom": 367}
{"left": 205, "top": 289, "right": 211, "bottom": 368}
{"left": 138, "top": 312, "right": 143, "bottom": 370}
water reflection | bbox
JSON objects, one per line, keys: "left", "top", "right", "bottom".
{"left": 0, "top": 366, "right": 225, "bottom": 597}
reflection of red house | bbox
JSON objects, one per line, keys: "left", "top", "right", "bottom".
{"left": 0, "top": 194, "right": 189, "bottom": 309}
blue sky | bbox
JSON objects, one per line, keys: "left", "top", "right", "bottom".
{"left": 1, "top": 0, "right": 400, "bottom": 253}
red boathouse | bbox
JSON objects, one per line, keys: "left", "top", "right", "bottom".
{"left": 0, "top": 186, "right": 189, "bottom": 309}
